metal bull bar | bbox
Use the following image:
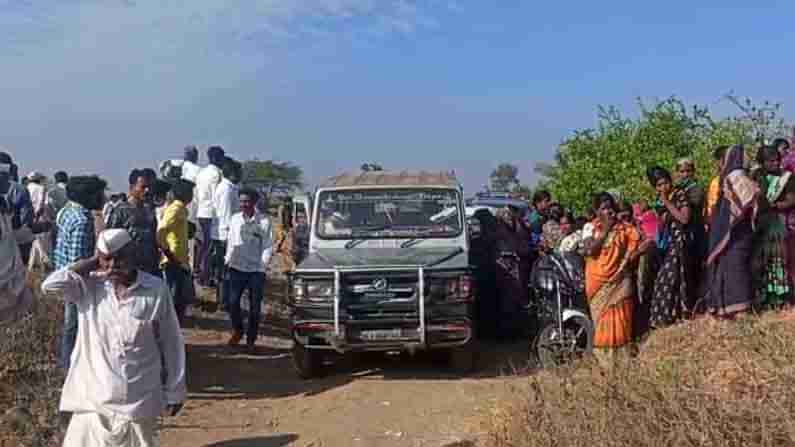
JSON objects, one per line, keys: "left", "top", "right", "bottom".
{"left": 329, "top": 248, "right": 463, "bottom": 348}
{"left": 333, "top": 270, "right": 341, "bottom": 337}
{"left": 331, "top": 266, "right": 427, "bottom": 347}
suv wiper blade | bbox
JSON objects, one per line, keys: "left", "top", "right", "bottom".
{"left": 345, "top": 238, "right": 367, "bottom": 249}
{"left": 400, "top": 237, "right": 426, "bottom": 249}
{"left": 400, "top": 228, "right": 445, "bottom": 248}
{"left": 344, "top": 225, "right": 391, "bottom": 249}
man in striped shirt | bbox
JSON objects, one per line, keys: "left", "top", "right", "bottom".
{"left": 53, "top": 175, "right": 106, "bottom": 370}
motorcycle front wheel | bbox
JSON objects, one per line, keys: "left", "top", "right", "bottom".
{"left": 533, "top": 315, "right": 594, "bottom": 369}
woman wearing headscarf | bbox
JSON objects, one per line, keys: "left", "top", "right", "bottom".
{"left": 493, "top": 206, "right": 532, "bottom": 340}
{"left": 706, "top": 145, "right": 760, "bottom": 317}
{"left": 647, "top": 166, "right": 692, "bottom": 327}
{"left": 472, "top": 208, "right": 499, "bottom": 339}
{"left": 583, "top": 193, "right": 651, "bottom": 362}
{"left": 776, "top": 135, "right": 795, "bottom": 173}
{"left": 674, "top": 158, "right": 708, "bottom": 298}
{"left": 705, "top": 146, "right": 729, "bottom": 228}
{"left": 751, "top": 145, "right": 795, "bottom": 308}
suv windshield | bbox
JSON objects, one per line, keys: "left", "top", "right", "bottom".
{"left": 316, "top": 188, "right": 462, "bottom": 239}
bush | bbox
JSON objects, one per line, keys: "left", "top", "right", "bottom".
{"left": 0, "top": 277, "right": 65, "bottom": 446}
{"left": 486, "top": 313, "right": 795, "bottom": 447}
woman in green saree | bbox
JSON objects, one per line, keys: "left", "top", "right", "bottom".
{"left": 753, "top": 145, "right": 795, "bottom": 308}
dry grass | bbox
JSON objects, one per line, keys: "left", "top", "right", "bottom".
{"left": 0, "top": 276, "right": 66, "bottom": 446}
{"left": 486, "top": 312, "right": 795, "bottom": 447}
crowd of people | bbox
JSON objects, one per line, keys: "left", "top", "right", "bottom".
{"left": 473, "top": 140, "right": 795, "bottom": 364}
{"left": 0, "top": 145, "right": 275, "bottom": 446}
{"left": 2, "top": 138, "right": 795, "bottom": 444}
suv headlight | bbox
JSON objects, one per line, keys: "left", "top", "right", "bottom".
{"left": 306, "top": 282, "right": 334, "bottom": 298}
{"left": 292, "top": 278, "right": 334, "bottom": 303}
{"left": 429, "top": 274, "right": 474, "bottom": 302}
{"left": 292, "top": 278, "right": 305, "bottom": 300}
{"left": 447, "top": 274, "right": 474, "bottom": 301}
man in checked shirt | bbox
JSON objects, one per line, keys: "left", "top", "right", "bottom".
{"left": 52, "top": 175, "right": 107, "bottom": 371}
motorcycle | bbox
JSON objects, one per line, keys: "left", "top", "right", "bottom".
{"left": 530, "top": 251, "right": 594, "bottom": 368}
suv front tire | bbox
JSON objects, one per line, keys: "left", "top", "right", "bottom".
{"left": 292, "top": 340, "right": 324, "bottom": 380}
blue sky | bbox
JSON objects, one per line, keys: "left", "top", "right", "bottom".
{"left": 2, "top": 1, "right": 794, "bottom": 193}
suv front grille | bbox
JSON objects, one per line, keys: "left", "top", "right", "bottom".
{"left": 342, "top": 272, "right": 420, "bottom": 320}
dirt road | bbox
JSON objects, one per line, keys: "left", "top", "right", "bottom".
{"left": 159, "top": 307, "right": 528, "bottom": 447}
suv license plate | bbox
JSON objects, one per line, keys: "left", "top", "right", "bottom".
{"left": 358, "top": 329, "right": 404, "bottom": 341}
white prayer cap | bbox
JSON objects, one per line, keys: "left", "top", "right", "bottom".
{"left": 97, "top": 229, "right": 133, "bottom": 256}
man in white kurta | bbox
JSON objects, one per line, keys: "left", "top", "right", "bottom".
{"left": 41, "top": 229, "right": 186, "bottom": 447}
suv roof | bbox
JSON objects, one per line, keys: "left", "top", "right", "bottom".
{"left": 319, "top": 170, "right": 460, "bottom": 188}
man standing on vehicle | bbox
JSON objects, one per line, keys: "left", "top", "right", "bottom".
{"left": 180, "top": 146, "right": 202, "bottom": 274}
{"left": 42, "top": 229, "right": 186, "bottom": 446}
{"left": 195, "top": 146, "right": 225, "bottom": 286}
{"left": 224, "top": 188, "right": 273, "bottom": 350}
{"left": 180, "top": 145, "right": 201, "bottom": 184}
{"left": 211, "top": 157, "right": 241, "bottom": 310}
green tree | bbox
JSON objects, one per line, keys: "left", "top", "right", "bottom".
{"left": 537, "top": 96, "right": 787, "bottom": 213}
{"left": 241, "top": 159, "right": 304, "bottom": 189}
{"left": 490, "top": 163, "right": 520, "bottom": 192}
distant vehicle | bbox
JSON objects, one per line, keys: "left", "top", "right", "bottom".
{"left": 467, "top": 197, "right": 530, "bottom": 220}
{"left": 465, "top": 205, "right": 497, "bottom": 218}
{"left": 288, "top": 171, "right": 476, "bottom": 379}
{"left": 474, "top": 191, "right": 513, "bottom": 200}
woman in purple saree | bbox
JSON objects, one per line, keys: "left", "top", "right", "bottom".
{"left": 705, "top": 145, "right": 760, "bottom": 317}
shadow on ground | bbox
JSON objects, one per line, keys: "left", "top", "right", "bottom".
{"left": 185, "top": 277, "right": 535, "bottom": 402}
{"left": 184, "top": 312, "right": 534, "bottom": 403}
{"left": 203, "top": 434, "right": 299, "bottom": 447}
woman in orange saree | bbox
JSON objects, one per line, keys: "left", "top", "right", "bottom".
{"left": 584, "top": 193, "right": 651, "bottom": 362}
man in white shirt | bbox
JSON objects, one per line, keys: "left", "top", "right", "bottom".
{"left": 211, "top": 157, "right": 241, "bottom": 309}
{"left": 26, "top": 171, "right": 52, "bottom": 270}
{"left": 180, "top": 147, "right": 201, "bottom": 272}
{"left": 225, "top": 188, "right": 273, "bottom": 349}
{"left": 180, "top": 146, "right": 201, "bottom": 184}
{"left": 194, "top": 145, "right": 225, "bottom": 286}
{"left": 41, "top": 229, "right": 186, "bottom": 447}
